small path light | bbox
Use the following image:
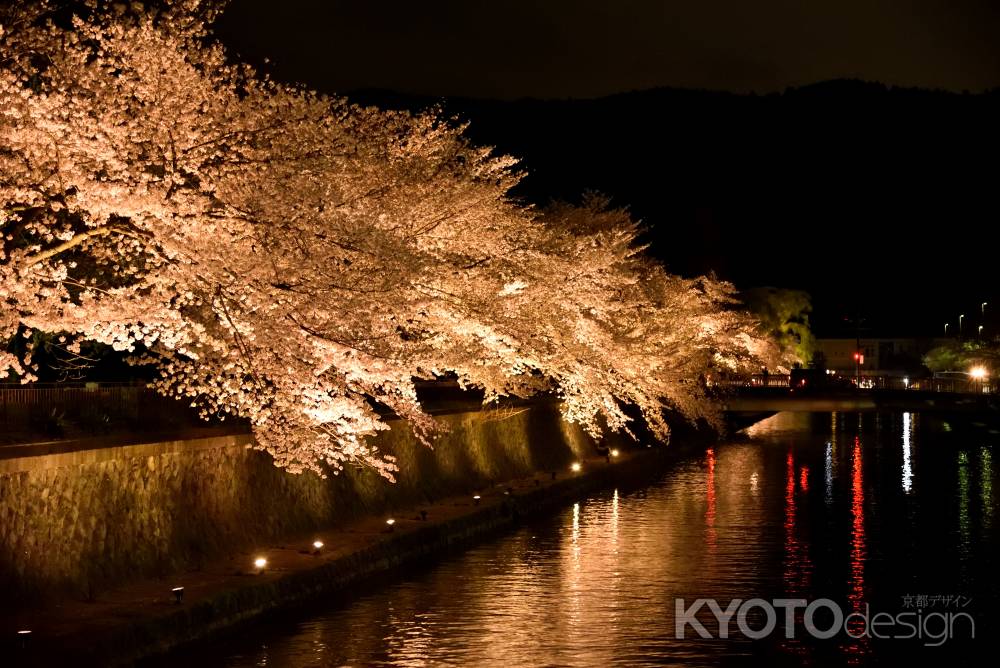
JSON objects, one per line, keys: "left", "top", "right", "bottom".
{"left": 172, "top": 586, "right": 184, "bottom": 604}
{"left": 473, "top": 495, "right": 481, "bottom": 506}
{"left": 385, "top": 518, "right": 396, "bottom": 532}
{"left": 253, "top": 556, "right": 268, "bottom": 573}
{"left": 571, "top": 462, "right": 582, "bottom": 473}
{"left": 312, "top": 540, "right": 324, "bottom": 553}
{"left": 610, "top": 449, "right": 620, "bottom": 458}
{"left": 17, "top": 630, "right": 31, "bottom": 649}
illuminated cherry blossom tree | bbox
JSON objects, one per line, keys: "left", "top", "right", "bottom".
{"left": 1, "top": 1, "right": 778, "bottom": 478}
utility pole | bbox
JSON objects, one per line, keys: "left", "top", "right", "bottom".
{"left": 855, "top": 310, "right": 861, "bottom": 388}
{"left": 845, "top": 310, "right": 866, "bottom": 388}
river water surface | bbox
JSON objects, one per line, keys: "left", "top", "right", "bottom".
{"left": 173, "top": 412, "right": 998, "bottom": 666}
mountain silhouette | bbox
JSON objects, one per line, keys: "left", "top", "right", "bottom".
{"left": 348, "top": 81, "right": 1000, "bottom": 335}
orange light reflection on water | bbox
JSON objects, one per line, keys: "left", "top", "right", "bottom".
{"left": 706, "top": 448, "right": 716, "bottom": 554}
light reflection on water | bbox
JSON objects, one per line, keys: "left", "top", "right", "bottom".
{"left": 174, "top": 412, "right": 999, "bottom": 667}
{"left": 902, "top": 412, "right": 913, "bottom": 493}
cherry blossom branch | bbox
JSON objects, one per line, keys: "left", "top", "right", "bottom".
{"left": 23, "top": 226, "right": 151, "bottom": 267}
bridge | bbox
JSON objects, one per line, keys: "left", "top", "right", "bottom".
{"left": 719, "top": 374, "right": 999, "bottom": 422}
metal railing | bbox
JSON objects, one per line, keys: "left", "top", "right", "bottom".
{"left": 0, "top": 382, "right": 231, "bottom": 446}
{"left": 3, "top": 373, "right": 996, "bottom": 448}
{"left": 0, "top": 382, "right": 147, "bottom": 411}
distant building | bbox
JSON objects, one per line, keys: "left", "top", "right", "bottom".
{"left": 815, "top": 338, "right": 945, "bottom": 376}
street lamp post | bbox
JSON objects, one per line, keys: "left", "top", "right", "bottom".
{"left": 945, "top": 322, "right": 950, "bottom": 337}
{"left": 983, "top": 302, "right": 988, "bottom": 315}
{"left": 959, "top": 314, "right": 965, "bottom": 337}
{"left": 979, "top": 325, "right": 984, "bottom": 339}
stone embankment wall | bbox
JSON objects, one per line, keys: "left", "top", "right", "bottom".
{"left": 0, "top": 402, "right": 593, "bottom": 599}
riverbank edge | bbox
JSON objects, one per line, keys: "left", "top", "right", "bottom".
{"left": 51, "top": 443, "right": 697, "bottom": 667}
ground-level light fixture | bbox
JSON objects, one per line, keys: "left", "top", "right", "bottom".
{"left": 473, "top": 495, "right": 481, "bottom": 506}
{"left": 312, "top": 540, "right": 324, "bottom": 551}
{"left": 610, "top": 449, "right": 620, "bottom": 458}
{"left": 17, "top": 630, "right": 31, "bottom": 648}
{"left": 571, "top": 462, "right": 582, "bottom": 472}
{"left": 172, "top": 586, "right": 184, "bottom": 604}
{"left": 385, "top": 518, "right": 396, "bottom": 532}
{"left": 253, "top": 556, "right": 268, "bottom": 572}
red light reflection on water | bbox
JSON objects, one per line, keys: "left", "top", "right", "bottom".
{"left": 783, "top": 452, "right": 810, "bottom": 590}
{"left": 781, "top": 449, "right": 812, "bottom": 659}
{"left": 845, "top": 436, "right": 868, "bottom": 661}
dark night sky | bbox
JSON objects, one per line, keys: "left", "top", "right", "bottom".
{"left": 215, "top": 2, "right": 1000, "bottom": 338}
{"left": 217, "top": 0, "right": 1000, "bottom": 98}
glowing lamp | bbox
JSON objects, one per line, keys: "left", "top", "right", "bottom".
{"left": 610, "top": 449, "right": 620, "bottom": 458}
{"left": 253, "top": 557, "right": 267, "bottom": 571}
{"left": 473, "top": 495, "right": 481, "bottom": 506}
{"left": 571, "top": 462, "right": 582, "bottom": 472}
{"left": 17, "top": 630, "right": 31, "bottom": 649}
{"left": 172, "top": 586, "right": 184, "bottom": 603}
{"left": 312, "top": 540, "right": 324, "bottom": 551}
{"left": 970, "top": 366, "right": 988, "bottom": 380}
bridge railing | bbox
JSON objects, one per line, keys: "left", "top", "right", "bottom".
{"left": 714, "top": 374, "right": 791, "bottom": 388}
{"left": 714, "top": 374, "right": 995, "bottom": 394}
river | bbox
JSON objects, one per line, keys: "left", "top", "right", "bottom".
{"left": 169, "top": 411, "right": 998, "bottom": 666}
